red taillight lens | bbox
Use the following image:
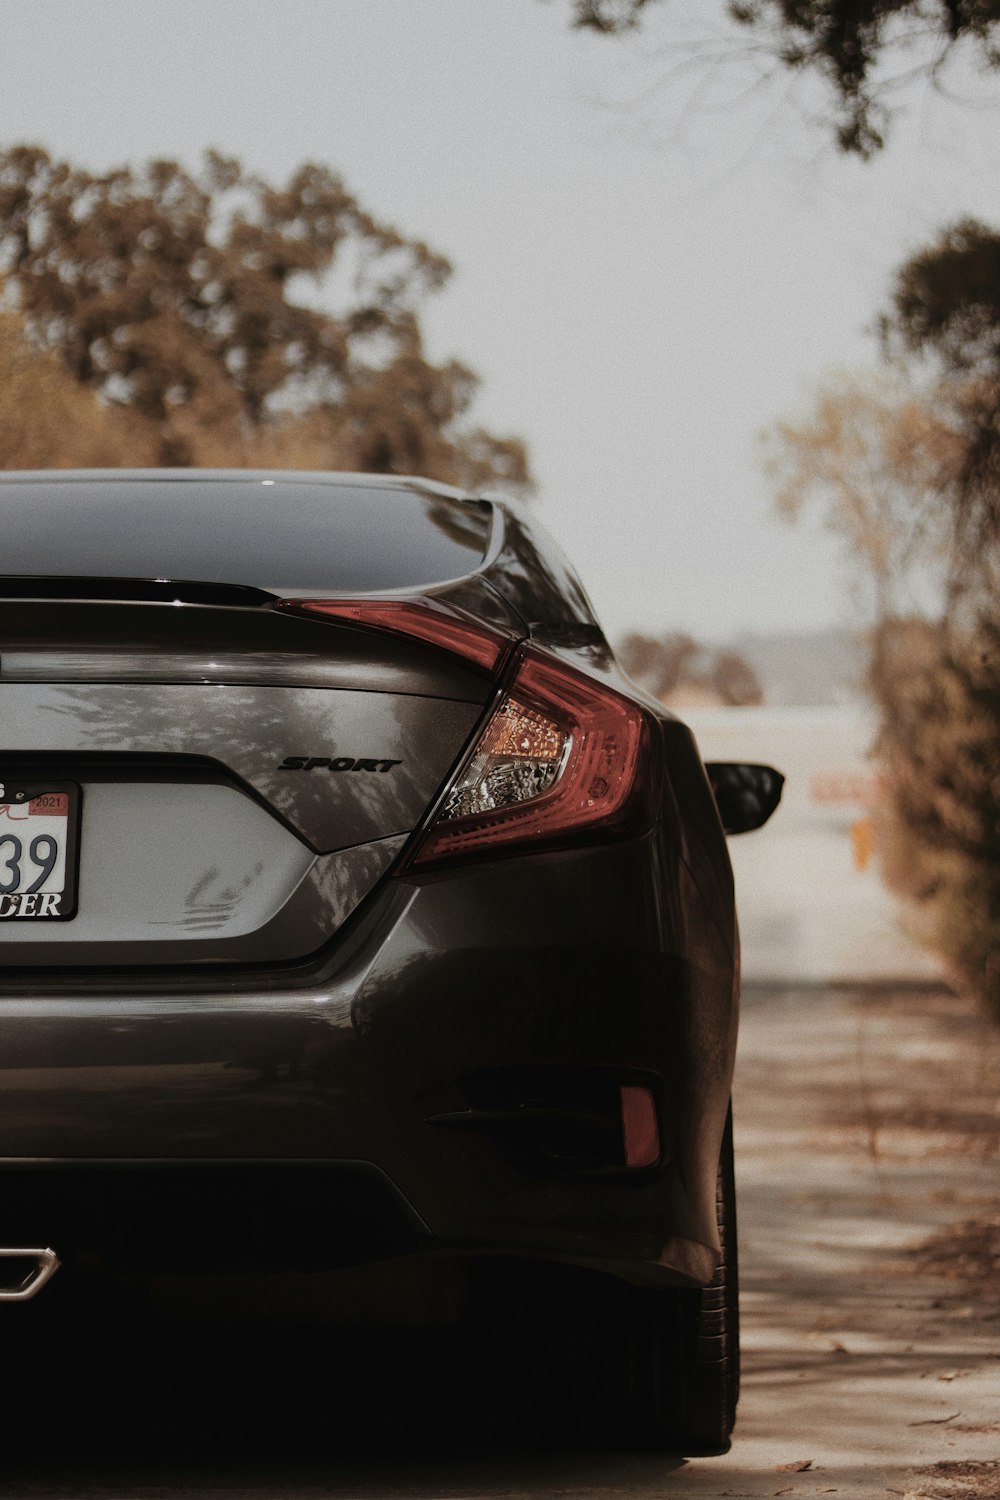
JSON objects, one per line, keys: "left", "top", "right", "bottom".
{"left": 407, "top": 646, "right": 655, "bottom": 867}
{"left": 274, "top": 598, "right": 515, "bottom": 673}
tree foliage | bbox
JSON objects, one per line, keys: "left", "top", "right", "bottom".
{"left": 567, "top": 0, "right": 1000, "bottom": 155}
{"left": 880, "top": 218, "right": 1000, "bottom": 564}
{"left": 872, "top": 615, "right": 1000, "bottom": 1006}
{"left": 619, "top": 629, "right": 764, "bottom": 704}
{"left": 0, "top": 307, "right": 155, "bottom": 469}
{"left": 770, "top": 215, "right": 1000, "bottom": 598}
{"left": 766, "top": 368, "right": 1000, "bottom": 1012}
{"left": 764, "top": 373, "right": 959, "bottom": 617}
{"left": 0, "top": 146, "right": 532, "bottom": 490}
{"left": 885, "top": 218, "right": 1000, "bottom": 379}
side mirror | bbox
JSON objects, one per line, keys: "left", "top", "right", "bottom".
{"left": 705, "top": 762, "right": 784, "bottom": 835}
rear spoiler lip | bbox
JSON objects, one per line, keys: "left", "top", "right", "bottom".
{"left": 0, "top": 576, "right": 276, "bottom": 608}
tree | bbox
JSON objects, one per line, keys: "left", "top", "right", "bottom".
{"left": 0, "top": 146, "right": 532, "bottom": 490}
{"left": 0, "top": 307, "right": 154, "bottom": 469}
{"left": 766, "top": 369, "right": 1000, "bottom": 1013}
{"left": 565, "top": 1, "right": 1000, "bottom": 156}
{"left": 711, "top": 649, "right": 765, "bottom": 706}
{"left": 880, "top": 219, "right": 1000, "bottom": 566}
{"left": 763, "top": 372, "right": 958, "bottom": 619}
{"left": 619, "top": 630, "right": 700, "bottom": 698}
{"left": 871, "top": 614, "right": 1000, "bottom": 1007}
{"left": 619, "top": 629, "right": 763, "bottom": 703}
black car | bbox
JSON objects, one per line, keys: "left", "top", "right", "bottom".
{"left": 0, "top": 471, "right": 780, "bottom": 1451}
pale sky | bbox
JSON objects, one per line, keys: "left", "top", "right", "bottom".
{"left": 3, "top": 0, "right": 998, "bottom": 645}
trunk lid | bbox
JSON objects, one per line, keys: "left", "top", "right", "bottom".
{"left": 0, "top": 596, "right": 497, "bottom": 969}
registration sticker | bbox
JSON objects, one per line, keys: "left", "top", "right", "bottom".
{"left": 0, "top": 782, "right": 80, "bottom": 920}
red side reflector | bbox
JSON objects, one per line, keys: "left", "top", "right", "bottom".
{"left": 274, "top": 598, "right": 514, "bottom": 673}
{"left": 620, "top": 1085, "right": 660, "bottom": 1170}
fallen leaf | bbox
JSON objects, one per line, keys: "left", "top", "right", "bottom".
{"left": 937, "top": 1369, "right": 970, "bottom": 1381}
{"left": 777, "top": 1459, "right": 814, "bottom": 1472}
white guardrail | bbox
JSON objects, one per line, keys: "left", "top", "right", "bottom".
{"left": 682, "top": 706, "right": 942, "bottom": 985}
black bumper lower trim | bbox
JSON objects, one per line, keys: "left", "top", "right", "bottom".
{"left": 0, "top": 1160, "right": 429, "bottom": 1274}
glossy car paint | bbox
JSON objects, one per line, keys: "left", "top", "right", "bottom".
{"left": 0, "top": 472, "right": 737, "bottom": 1294}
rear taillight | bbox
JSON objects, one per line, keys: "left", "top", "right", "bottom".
{"left": 274, "top": 597, "right": 515, "bottom": 673}
{"left": 407, "top": 646, "right": 655, "bottom": 867}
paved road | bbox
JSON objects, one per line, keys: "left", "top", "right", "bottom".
{"left": 2, "top": 985, "right": 996, "bottom": 1499}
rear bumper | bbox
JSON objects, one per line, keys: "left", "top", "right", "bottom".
{"left": 0, "top": 836, "right": 736, "bottom": 1289}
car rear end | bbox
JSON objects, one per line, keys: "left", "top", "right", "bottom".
{"left": 0, "top": 473, "right": 737, "bottom": 1347}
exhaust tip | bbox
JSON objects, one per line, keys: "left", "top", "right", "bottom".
{"left": 0, "top": 1248, "right": 60, "bottom": 1301}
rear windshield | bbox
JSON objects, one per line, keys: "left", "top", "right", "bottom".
{"left": 0, "top": 477, "right": 492, "bottom": 593}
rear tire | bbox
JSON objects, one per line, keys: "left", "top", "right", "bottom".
{"left": 625, "top": 1105, "right": 739, "bottom": 1452}
{"left": 462, "top": 1109, "right": 739, "bottom": 1452}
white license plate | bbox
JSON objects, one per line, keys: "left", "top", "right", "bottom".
{"left": 0, "top": 783, "right": 80, "bottom": 920}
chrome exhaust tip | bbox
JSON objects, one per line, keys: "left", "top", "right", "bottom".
{"left": 0, "top": 1248, "right": 60, "bottom": 1301}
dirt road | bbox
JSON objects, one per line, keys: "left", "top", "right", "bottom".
{"left": 717, "top": 984, "right": 998, "bottom": 1500}
{"left": 2, "top": 984, "right": 996, "bottom": 1499}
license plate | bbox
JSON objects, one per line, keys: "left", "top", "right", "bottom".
{"left": 0, "top": 782, "right": 80, "bottom": 921}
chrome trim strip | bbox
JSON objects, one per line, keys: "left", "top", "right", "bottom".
{"left": 0, "top": 1247, "right": 60, "bottom": 1301}
{"left": 0, "top": 651, "right": 402, "bottom": 688}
